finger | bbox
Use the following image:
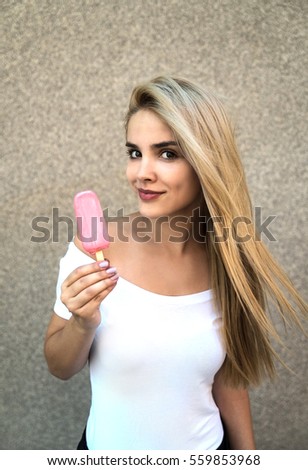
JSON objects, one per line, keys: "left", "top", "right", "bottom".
{"left": 66, "top": 267, "right": 117, "bottom": 298}
{"left": 65, "top": 275, "right": 118, "bottom": 313}
{"left": 75, "top": 281, "right": 118, "bottom": 317}
{"left": 63, "top": 260, "right": 110, "bottom": 289}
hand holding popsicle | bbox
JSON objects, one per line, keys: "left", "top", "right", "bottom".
{"left": 58, "top": 190, "right": 117, "bottom": 329}
{"left": 60, "top": 260, "right": 118, "bottom": 330}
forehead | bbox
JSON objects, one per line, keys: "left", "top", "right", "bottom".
{"left": 126, "top": 109, "right": 174, "bottom": 141}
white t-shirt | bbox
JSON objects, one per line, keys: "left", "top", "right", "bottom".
{"left": 54, "top": 242, "right": 226, "bottom": 450}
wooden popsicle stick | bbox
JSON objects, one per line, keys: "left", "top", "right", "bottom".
{"left": 95, "top": 250, "right": 104, "bottom": 261}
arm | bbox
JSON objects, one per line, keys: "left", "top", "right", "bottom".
{"left": 44, "top": 259, "right": 118, "bottom": 380}
{"left": 44, "top": 313, "right": 97, "bottom": 380}
{"left": 212, "top": 367, "right": 256, "bottom": 450}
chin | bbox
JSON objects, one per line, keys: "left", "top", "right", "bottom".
{"left": 138, "top": 205, "right": 186, "bottom": 221}
{"left": 138, "top": 207, "right": 167, "bottom": 220}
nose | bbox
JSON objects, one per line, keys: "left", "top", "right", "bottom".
{"left": 136, "top": 155, "right": 157, "bottom": 182}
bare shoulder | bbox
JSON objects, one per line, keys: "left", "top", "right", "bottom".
{"left": 73, "top": 234, "right": 96, "bottom": 260}
{"left": 73, "top": 213, "right": 138, "bottom": 266}
{"left": 107, "top": 212, "right": 136, "bottom": 242}
{"left": 104, "top": 212, "right": 137, "bottom": 264}
{"left": 73, "top": 211, "right": 132, "bottom": 258}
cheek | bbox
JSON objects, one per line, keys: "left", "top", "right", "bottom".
{"left": 187, "top": 165, "right": 201, "bottom": 189}
{"left": 175, "top": 167, "right": 201, "bottom": 195}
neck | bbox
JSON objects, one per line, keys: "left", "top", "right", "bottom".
{"left": 131, "top": 209, "right": 206, "bottom": 254}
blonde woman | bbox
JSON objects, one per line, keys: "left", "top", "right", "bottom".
{"left": 44, "top": 76, "right": 306, "bottom": 450}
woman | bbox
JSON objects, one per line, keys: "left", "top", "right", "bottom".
{"left": 44, "top": 76, "right": 306, "bottom": 450}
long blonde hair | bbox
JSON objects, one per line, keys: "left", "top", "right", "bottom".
{"left": 125, "top": 76, "right": 307, "bottom": 387}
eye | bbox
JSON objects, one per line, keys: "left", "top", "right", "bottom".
{"left": 161, "top": 150, "right": 178, "bottom": 160}
{"left": 127, "top": 149, "right": 141, "bottom": 159}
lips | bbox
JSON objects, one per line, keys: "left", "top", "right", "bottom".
{"left": 137, "top": 188, "right": 165, "bottom": 201}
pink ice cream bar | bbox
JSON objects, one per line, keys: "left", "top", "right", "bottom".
{"left": 74, "top": 190, "right": 110, "bottom": 261}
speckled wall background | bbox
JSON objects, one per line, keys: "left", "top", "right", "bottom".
{"left": 1, "top": 0, "right": 307, "bottom": 450}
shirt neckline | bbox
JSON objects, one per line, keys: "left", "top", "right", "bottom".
{"left": 117, "top": 275, "right": 213, "bottom": 304}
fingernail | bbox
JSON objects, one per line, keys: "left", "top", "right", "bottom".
{"left": 106, "top": 267, "right": 117, "bottom": 274}
{"left": 99, "top": 261, "right": 108, "bottom": 268}
{"left": 110, "top": 274, "right": 119, "bottom": 281}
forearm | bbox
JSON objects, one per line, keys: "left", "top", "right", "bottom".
{"left": 44, "top": 316, "right": 96, "bottom": 380}
{"left": 213, "top": 369, "right": 256, "bottom": 450}
{"left": 218, "top": 388, "right": 255, "bottom": 450}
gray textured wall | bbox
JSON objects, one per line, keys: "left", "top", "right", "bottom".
{"left": 1, "top": 0, "right": 307, "bottom": 450}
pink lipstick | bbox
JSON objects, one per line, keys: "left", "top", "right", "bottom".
{"left": 138, "top": 188, "right": 164, "bottom": 201}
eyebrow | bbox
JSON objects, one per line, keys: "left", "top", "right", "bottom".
{"left": 125, "top": 140, "right": 178, "bottom": 149}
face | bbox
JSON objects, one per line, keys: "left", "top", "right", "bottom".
{"left": 126, "top": 109, "right": 202, "bottom": 219}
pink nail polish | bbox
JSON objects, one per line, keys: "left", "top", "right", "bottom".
{"left": 106, "top": 267, "right": 117, "bottom": 274}
{"left": 99, "top": 261, "right": 108, "bottom": 268}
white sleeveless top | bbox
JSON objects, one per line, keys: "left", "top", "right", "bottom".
{"left": 54, "top": 242, "right": 226, "bottom": 450}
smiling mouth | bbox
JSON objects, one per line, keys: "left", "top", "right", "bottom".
{"left": 137, "top": 188, "right": 165, "bottom": 200}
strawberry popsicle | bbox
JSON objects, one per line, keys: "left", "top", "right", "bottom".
{"left": 74, "top": 190, "right": 110, "bottom": 261}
